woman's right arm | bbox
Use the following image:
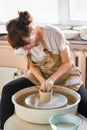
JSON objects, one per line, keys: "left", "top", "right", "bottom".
{"left": 29, "top": 62, "right": 46, "bottom": 84}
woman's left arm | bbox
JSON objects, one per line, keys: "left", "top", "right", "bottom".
{"left": 41, "top": 45, "right": 73, "bottom": 91}
{"left": 49, "top": 45, "right": 73, "bottom": 82}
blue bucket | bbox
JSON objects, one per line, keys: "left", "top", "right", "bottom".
{"left": 49, "top": 113, "right": 81, "bottom": 130}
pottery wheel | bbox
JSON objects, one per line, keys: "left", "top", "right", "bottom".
{"left": 25, "top": 93, "right": 68, "bottom": 109}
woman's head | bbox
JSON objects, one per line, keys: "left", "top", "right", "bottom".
{"left": 6, "top": 11, "right": 33, "bottom": 49}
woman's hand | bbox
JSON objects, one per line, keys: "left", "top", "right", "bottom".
{"left": 41, "top": 79, "right": 54, "bottom": 92}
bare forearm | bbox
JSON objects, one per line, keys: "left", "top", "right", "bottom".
{"left": 30, "top": 64, "right": 45, "bottom": 84}
{"left": 49, "top": 46, "right": 73, "bottom": 82}
{"left": 49, "top": 62, "right": 72, "bottom": 82}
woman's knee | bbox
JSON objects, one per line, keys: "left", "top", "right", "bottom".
{"left": 77, "top": 85, "right": 87, "bottom": 102}
{"left": 2, "top": 77, "right": 34, "bottom": 95}
{"left": 2, "top": 81, "right": 16, "bottom": 96}
{"left": 2, "top": 77, "right": 24, "bottom": 95}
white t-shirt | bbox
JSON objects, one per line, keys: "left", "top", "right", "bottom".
{"left": 31, "top": 25, "right": 69, "bottom": 63}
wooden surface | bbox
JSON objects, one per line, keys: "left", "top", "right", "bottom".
{"left": 70, "top": 42, "right": 87, "bottom": 88}
{"left": 0, "top": 40, "right": 27, "bottom": 70}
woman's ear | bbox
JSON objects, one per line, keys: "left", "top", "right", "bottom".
{"left": 36, "top": 27, "right": 44, "bottom": 39}
{"left": 31, "top": 28, "right": 35, "bottom": 35}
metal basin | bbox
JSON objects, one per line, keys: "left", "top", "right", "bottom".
{"left": 12, "top": 86, "right": 81, "bottom": 124}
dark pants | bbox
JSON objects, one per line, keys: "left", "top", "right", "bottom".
{"left": 0, "top": 77, "right": 87, "bottom": 129}
{"left": 0, "top": 77, "right": 35, "bottom": 129}
{"left": 76, "top": 85, "right": 87, "bottom": 118}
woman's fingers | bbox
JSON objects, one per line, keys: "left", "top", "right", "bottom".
{"left": 41, "top": 79, "right": 54, "bottom": 92}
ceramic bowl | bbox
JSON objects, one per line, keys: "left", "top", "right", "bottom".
{"left": 62, "top": 30, "right": 80, "bottom": 40}
{"left": 49, "top": 113, "right": 81, "bottom": 130}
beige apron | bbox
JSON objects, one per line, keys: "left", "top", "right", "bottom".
{"left": 25, "top": 39, "right": 83, "bottom": 91}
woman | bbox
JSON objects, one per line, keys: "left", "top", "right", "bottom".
{"left": 0, "top": 11, "right": 87, "bottom": 129}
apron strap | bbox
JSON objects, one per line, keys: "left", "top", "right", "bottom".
{"left": 26, "top": 36, "right": 50, "bottom": 69}
{"left": 26, "top": 51, "right": 31, "bottom": 69}
{"left": 40, "top": 38, "right": 50, "bottom": 54}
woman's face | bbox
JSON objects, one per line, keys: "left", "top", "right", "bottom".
{"left": 22, "top": 34, "right": 40, "bottom": 50}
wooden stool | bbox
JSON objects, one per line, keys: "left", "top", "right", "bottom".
{"left": 4, "top": 114, "right": 87, "bottom": 130}
{"left": 4, "top": 114, "right": 51, "bottom": 130}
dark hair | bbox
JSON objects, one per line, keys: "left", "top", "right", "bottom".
{"left": 6, "top": 11, "right": 33, "bottom": 49}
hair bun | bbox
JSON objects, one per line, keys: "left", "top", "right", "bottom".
{"left": 18, "top": 11, "right": 33, "bottom": 25}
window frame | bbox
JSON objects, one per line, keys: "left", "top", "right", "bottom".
{"left": 58, "top": 0, "right": 87, "bottom": 26}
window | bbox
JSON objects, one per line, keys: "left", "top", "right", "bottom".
{"left": 0, "top": 0, "right": 87, "bottom": 26}
{"left": 69, "top": 0, "right": 87, "bottom": 21}
{"left": 0, "top": 0, "right": 58, "bottom": 24}
{"left": 58, "top": 0, "right": 87, "bottom": 26}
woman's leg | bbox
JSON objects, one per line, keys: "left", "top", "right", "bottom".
{"left": 77, "top": 85, "right": 87, "bottom": 118}
{"left": 0, "top": 77, "right": 35, "bottom": 129}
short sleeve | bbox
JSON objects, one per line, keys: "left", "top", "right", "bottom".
{"left": 55, "top": 31, "right": 69, "bottom": 51}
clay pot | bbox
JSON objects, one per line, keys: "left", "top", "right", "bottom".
{"left": 39, "top": 89, "right": 53, "bottom": 103}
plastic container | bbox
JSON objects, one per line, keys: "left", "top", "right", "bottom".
{"left": 49, "top": 113, "right": 81, "bottom": 130}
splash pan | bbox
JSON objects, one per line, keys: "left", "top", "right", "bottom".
{"left": 25, "top": 93, "right": 68, "bottom": 109}
{"left": 12, "top": 86, "right": 81, "bottom": 124}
